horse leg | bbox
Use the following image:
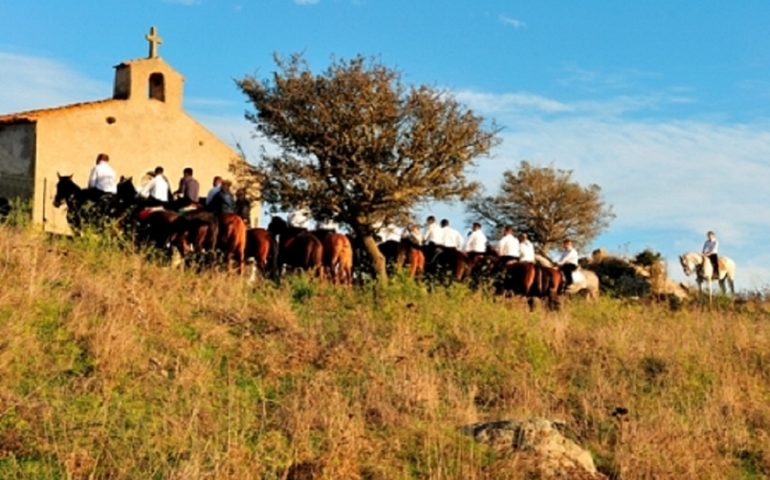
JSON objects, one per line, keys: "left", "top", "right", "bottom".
{"left": 708, "top": 279, "right": 713, "bottom": 305}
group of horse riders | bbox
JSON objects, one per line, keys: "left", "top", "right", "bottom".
{"left": 86, "top": 152, "right": 251, "bottom": 223}
{"left": 78, "top": 153, "right": 727, "bottom": 297}
{"left": 284, "top": 208, "right": 582, "bottom": 291}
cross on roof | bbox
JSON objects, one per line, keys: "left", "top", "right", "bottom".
{"left": 145, "top": 26, "right": 163, "bottom": 59}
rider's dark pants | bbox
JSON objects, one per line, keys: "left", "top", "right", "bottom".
{"left": 707, "top": 253, "right": 719, "bottom": 278}
{"left": 561, "top": 264, "right": 577, "bottom": 288}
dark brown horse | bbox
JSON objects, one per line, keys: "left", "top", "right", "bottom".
{"left": 53, "top": 174, "right": 117, "bottom": 232}
{"left": 379, "top": 239, "right": 425, "bottom": 279}
{"left": 170, "top": 210, "right": 219, "bottom": 264}
{"left": 498, "top": 262, "right": 562, "bottom": 310}
{"left": 268, "top": 216, "right": 324, "bottom": 275}
{"left": 218, "top": 213, "right": 247, "bottom": 274}
{"left": 323, "top": 233, "right": 354, "bottom": 285}
{"left": 245, "top": 227, "right": 277, "bottom": 279}
{"left": 129, "top": 206, "right": 179, "bottom": 252}
{"left": 423, "top": 244, "right": 469, "bottom": 284}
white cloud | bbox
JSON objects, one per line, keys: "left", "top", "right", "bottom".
{"left": 0, "top": 52, "right": 109, "bottom": 114}
{"left": 454, "top": 90, "right": 572, "bottom": 114}
{"left": 499, "top": 15, "right": 526, "bottom": 29}
{"left": 2, "top": 50, "right": 766, "bottom": 289}
{"left": 457, "top": 88, "right": 770, "bottom": 290}
{"left": 294, "top": 0, "right": 320, "bottom": 5}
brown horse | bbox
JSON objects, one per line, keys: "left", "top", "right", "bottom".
{"left": 423, "top": 244, "right": 469, "bottom": 284}
{"left": 323, "top": 233, "right": 354, "bottom": 285}
{"left": 170, "top": 210, "right": 219, "bottom": 257}
{"left": 133, "top": 207, "right": 180, "bottom": 252}
{"left": 498, "top": 262, "right": 562, "bottom": 310}
{"left": 218, "top": 213, "right": 247, "bottom": 274}
{"left": 379, "top": 239, "right": 425, "bottom": 279}
{"left": 245, "top": 228, "right": 277, "bottom": 279}
{"left": 268, "top": 216, "right": 324, "bottom": 276}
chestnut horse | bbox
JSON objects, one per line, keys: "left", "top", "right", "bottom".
{"left": 267, "top": 216, "right": 324, "bottom": 276}
{"left": 323, "top": 233, "right": 354, "bottom": 285}
{"left": 245, "top": 227, "right": 278, "bottom": 280}
{"left": 498, "top": 262, "right": 562, "bottom": 310}
{"left": 218, "top": 213, "right": 247, "bottom": 274}
{"left": 379, "top": 239, "right": 425, "bottom": 278}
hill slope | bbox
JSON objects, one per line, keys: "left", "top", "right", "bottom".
{"left": 0, "top": 227, "right": 768, "bottom": 479}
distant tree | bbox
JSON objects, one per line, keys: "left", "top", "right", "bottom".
{"left": 468, "top": 161, "right": 614, "bottom": 254}
{"left": 237, "top": 53, "right": 499, "bottom": 281}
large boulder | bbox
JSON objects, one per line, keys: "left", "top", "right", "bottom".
{"left": 587, "top": 249, "right": 689, "bottom": 300}
{"left": 461, "top": 418, "right": 605, "bottom": 479}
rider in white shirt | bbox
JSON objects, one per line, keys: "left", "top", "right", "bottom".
{"left": 402, "top": 223, "right": 423, "bottom": 246}
{"left": 87, "top": 153, "right": 117, "bottom": 194}
{"left": 519, "top": 233, "right": 535, "bottom": 263}
{"left": 497, "top": 226, "right": 520, "bottom": 262}
{"left": 439, "top": 219, "right": 463, "bottom": 249}
{"left": 464, "top": 222, "right": 487, "bottom": 258}
{"left": 379, "top": 223, "right": 402, "bottom": 242}
{"left": 138, "top": 166, "right": 170, "bottom": 206}
{"left": 556, "top": 239, "right": 579, "bottom": 289}
{"left": 288, "top": 207, "right": 312, "bottom": 229}
{"left": 702, "top": 230, "right": 719, "bottom": 278}
{"left": 423, "top": 216, "right": 442, "bottom": 246}
{"left": 316, "top": 218, "right": 339, "bottom": 232}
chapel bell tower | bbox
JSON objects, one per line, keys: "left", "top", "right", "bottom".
{"left": 112, "top": 26, "right": 184, "bottom": 109}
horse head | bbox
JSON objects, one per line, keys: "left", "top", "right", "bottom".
{"left": 267, "top": 215, "right": 288, "bottom": 236}
{"left": 53, "top": 174, "right": 78, "bottom": 208}
{"left": 117, "top": 176, "right": 137, "bottom": 200}
{"left": 679, "top": 253, "right": 698, "bottom": 276}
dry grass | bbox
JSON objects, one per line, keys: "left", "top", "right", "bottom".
{"left": 0, "top": 226, "right": 769, "bottom": 479}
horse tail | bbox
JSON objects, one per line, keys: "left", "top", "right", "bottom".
{"left": 267, "top": 234, "right": 279, "bottom": 280}
{"left": 207, "top": 218, "right": 219, "bottom": 252}
{"left": 233, "top": 218, "right": 247, "bottom": 274}
{"left": 339, "top": 235, "right": 354, "bottom": 285}
{"left": 323, "top": 235, "right": 339, "bottom": 281}
{"left": 307, "top": 236, "right": 324, "bottom": 278}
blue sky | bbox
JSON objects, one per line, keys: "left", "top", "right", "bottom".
{"left": 1, "top": 0, "right": 770, "bottom": 289}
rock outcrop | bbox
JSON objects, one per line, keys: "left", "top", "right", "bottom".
{"left": 587, "top": 249, "right": 689, "bottom": 300}
{"left": 461, "top": 418, "right": 605, "bottom": 479}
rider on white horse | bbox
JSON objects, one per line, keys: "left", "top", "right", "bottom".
{"left": 703, "top": 231, "right": 719, "bottom": 279}
{"left": 557, "top": 239, "right": 579, "bottom": 290}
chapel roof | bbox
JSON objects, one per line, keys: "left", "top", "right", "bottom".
{"left": 0, "top": 99, "right": 119, "bottom": 125}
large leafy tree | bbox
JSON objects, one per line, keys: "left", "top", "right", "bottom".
{"left": 237, "top": 54, "right": 498, "bottom": 280}
{"left": 469, "top": 161, "right": 614, "bottom": 255}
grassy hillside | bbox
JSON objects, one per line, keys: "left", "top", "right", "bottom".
{"left": 0, "top": 226, "right": 769, "bottom": 479}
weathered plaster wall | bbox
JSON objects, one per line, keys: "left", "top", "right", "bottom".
{"left": 0, "top": 123, "right": 35, "bottom": 200}
{"left": 34, "top": 98, "right": 249, "bottom": 233}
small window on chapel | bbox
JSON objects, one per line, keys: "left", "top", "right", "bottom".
{"left": 149, "top": 72, "right": 165, "bottom": 101}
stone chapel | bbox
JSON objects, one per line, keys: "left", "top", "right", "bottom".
{"left": 0, "top": 27, "right": 250, "bottom": 233}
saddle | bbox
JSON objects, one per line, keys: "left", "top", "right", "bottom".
{"left": 177, "top": 205, "right": 199, "bottom": 215}
{"left": 136, "top": 206, "right": 165, "bottom": 221}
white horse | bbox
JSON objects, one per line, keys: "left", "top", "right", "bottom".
{"left": 679, "top": 252, "right": 735, "bottom": 298}
{"left": 568, "top": 269, "right": 600, "bottom": 300}
{"left": 535, "top": 255, "right": 600, "bottom": 299}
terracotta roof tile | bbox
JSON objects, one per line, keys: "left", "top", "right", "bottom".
{"left": 0, "top": 99, "right": 120, "bottom": 125}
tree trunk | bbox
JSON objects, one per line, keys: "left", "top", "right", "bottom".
{"left": 361, "top": 234, "right": 388, "bottom": 284}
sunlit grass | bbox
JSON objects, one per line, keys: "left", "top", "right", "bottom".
{"left": 0, "top": 225, "right": 768, "bottom": 478}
